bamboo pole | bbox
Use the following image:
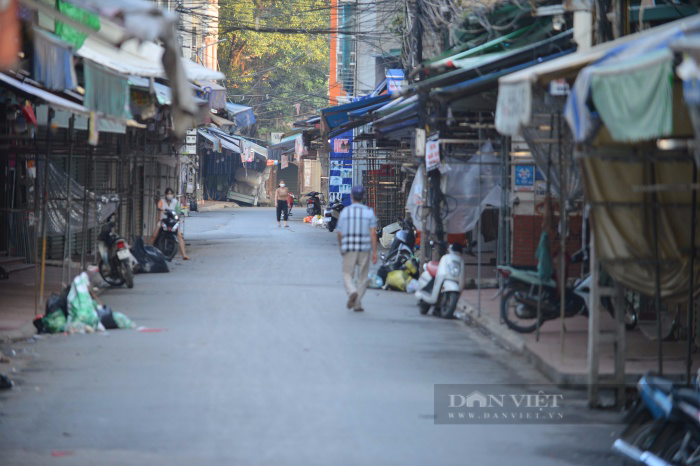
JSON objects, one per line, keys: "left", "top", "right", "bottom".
{"left": 38, "top": 109, "right": 54, "bottom": 315}
{"left": 687, "top": 167, "right": 697, "bottom": 384}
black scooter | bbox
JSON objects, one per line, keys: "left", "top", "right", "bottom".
{"left": 381, "top": 218, "right": 415, "bottom": 267}
{"left": 305, "top": 192, "right": 324, "bottom": 216}
{"left": 377, "top": 218, "right": 416, "bottom": 282}
{"left": 154, "top": 210, "right": 180, "bottom": 261}
{"left": 324, "top": 201, "right": 344, "bottom": 232}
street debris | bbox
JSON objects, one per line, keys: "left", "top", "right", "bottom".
{"left": 33, "top": 272, "right": 135, "bottom": 335}
{"left": 0, "top": 373, "right": 13, "bottom": 389}
{"left": 136, "top": 327, "right": 167, "bottom": 333}
{"left": 131, "top": 238, "right": 170, "bottom": 274}
{"left": 368, "top": 273, "right": 383, "bottom": 289}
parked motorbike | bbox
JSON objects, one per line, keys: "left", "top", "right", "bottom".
{"left": 287, "top": 192, "right": 297, "bottom": 216}
{"left": 154, "top": 209, "right": 180, "bottom": 261}
{"left": 613, "top": 373, "right": 700, "bottom": 465}
{"left": 305, "top": 191, "right": 324, "bottom": 216}
{"left": 415, "top": 242, "right": 465, "bottom": 319}
{"left": 376, "top": 218, "right": 416, "bottom": 283}
{"left": 324, "top": 201, "right": 345, "bottom": 232}
{"left": 380, "top": 218, "right": 415, "bottom": 267}
{"left": 97, "top": 214, "right": 136, "bottom": 288}
{"left": 498, "top": 248, "right": 638, "bottom": 334}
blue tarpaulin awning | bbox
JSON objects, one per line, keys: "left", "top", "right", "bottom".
{"left": 226, "top": 102, "right": 256, "bottom": 129}
{"left": 433, "top": 49, "right": 575, "bottom": 100}
{"left": 268, "top": 134, "right": 297, "bottom": 160}
{"left": 33, "top": 28, "right": 77, "bottom": 91}
{"left": 321, "top": 94, "right": 392, "bottom": 131}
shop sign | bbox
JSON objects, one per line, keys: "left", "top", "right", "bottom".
{"left": 425, "top": 133, "right": 440, "bottom": 171}
{"left": 514, "top": 165, "right": 535, "bottom": 192}
{"left": 180, "top": 144, "right": 196, "bottom": 155}
{"left": 549, "top": 79, "right": 570, "bottom": 96}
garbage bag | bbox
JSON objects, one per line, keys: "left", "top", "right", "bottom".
{"left": 406, "top": 279, "right": 420, "bottom": 293}
{"left": 42, "top": 311, "right": 67, "bottom": 333}
{"left": 45, "top": 293, "right": 62, "bottom": 315}
{"left": 67, "top": 272, "right": 99, "bottom": 327}
{"left": 44, "top": 285, "right": 70, "bottom": 317}
{"left": 112, "top": 311, "right": 134, "bottom": 329}
{"left": 404, "top": 257, "right": 419, "bottom": 278}
{"left": 386, "top": 270, "right": 411, "bottom": 291}
{"left": 97, "top": 305, "right": 118, "bottom": 329}
{"left": 131, "top": 237, "right": 169, "bottom": 273}
{"left": 377, "top": 264, "right": 391, "bottom": 283}
{"left": 368, "top": 273, "right": 384, "bottom": 289}
{"left": 96, "top": 306, "right": 134, "bottom": 329}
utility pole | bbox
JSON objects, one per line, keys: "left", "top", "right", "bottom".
{"left": 413, "top": 0, "right": 423, "bottom": 69}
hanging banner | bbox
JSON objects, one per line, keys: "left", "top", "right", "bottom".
{"left": 281, "top": 154, "right": 289, "bottom": 169}
{"left": 295, "top": 134, "right": 307, "bottom": 158}
{"left": 425, "top": 133, "right": 440, "bottom": 171}
{"left": 329, "top": 130, "right": 353, "bottom": 205}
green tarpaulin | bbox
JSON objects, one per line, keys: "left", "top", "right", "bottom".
{"left": 84, "top": 61, "right": 132, "bottom": 120}
{"left": 591, "top": 49, "right": 674, "bottom": 142}
{"left": 54, "top": 0, "right": 100, "bottom": 49}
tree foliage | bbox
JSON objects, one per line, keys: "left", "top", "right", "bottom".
{"left": 218, "top": 0, "right": 330, "bottom": 136}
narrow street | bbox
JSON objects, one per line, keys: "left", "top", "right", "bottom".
{"left": 1, "top": 208, "right": 620, "bottom": 465}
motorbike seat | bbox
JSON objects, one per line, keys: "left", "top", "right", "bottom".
{"left": 427, "top": 261, "right": 439, "bottom": 278}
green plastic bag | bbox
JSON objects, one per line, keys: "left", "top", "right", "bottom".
{"left": 112, "top": 311, "right": 134, "bottom": 329}
{"left": 42, "top": 312, "right": 66, "bottom": 333}
{"left": 67, "top": 272, "right": 99, "bottom": 327}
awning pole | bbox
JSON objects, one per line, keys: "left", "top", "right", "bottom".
{"left": 687, "top": 166, "right": 697, "bottom": 384}
{"left": 80, "top": 146, "right": 91, "bottom": 271}
{"left": 477, "top": 112, "right": 483, "bottom": 318}
{"left": 558, "top": 113, "right": 567, "bottom": 353}
{"left": 38, "top": 108, "right": 54, "bottom": 315}
{"left": 33, "top": 117, "right": 40, "bottom": 314}
{"left": 62, "top": 115, "right": 75, "bottom": 287}
{"left": 650, "top": 162, "right": 664, "bottom": 375}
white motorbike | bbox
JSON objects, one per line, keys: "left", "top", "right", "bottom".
{"left": 97, "top": 214, "right": 137, "bottom": 288}
{"left": 415, "top": 243, "right": 465, "bottom": 319}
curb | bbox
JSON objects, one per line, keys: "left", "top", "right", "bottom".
{"left": 458, "top": 296, "right": 590, "bottom": 388}
{"left": 458, "top": 296, "right": 671, "bottom": 388}
{"left": 0, "top": 320, "right": 38, "bottom": 344}
{"left": 196, "top": 203, "right": 233, "bottom": 213}
{"left": 196, "top": 201, "right": 240, "bottom": 214}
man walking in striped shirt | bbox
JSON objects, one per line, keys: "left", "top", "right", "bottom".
{"left": 336, "top": 186, "right": 378, "bottom": 312}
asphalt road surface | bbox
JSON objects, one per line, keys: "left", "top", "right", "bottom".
{"left": 0, "top": 207, "right": 623, "bottom": 465}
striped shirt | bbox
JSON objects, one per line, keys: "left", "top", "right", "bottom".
{"left": 337, "top": 203, "right": 377, "bottom": 253}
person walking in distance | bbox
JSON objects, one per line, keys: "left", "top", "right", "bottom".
{"left": 275, "top": 180, "right": 289, "bottom": 227}
{"left": 336, "top": 186, "right": 378, "bottom": 312}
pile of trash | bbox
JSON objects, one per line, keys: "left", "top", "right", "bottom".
{"left": 304, "top": 215, "right": 324, "bottom": 226}
{"left": 33, "top": 272, "right": 135, "bottom": 335}
{"left": 369, "top": 256, "right": 420, "bottom": 292}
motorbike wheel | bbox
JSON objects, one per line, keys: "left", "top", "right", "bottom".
{"left": 418, "top": 300, "right": 431, "bottom": 315}
{"left": 602, "top": 294, "right": 638, "bottom": 331}
{"left": 439, "top": 291, "right": 459, "bottom": 319}
{"left": 98, "top": 259, "right": 125, "bottom": 287}
{"left": 660, "top": 429, "right": 700, "bottom": 464}
{"left": 121, "top": 260, "right": 134, "bottom": 289}
{"left": 157, "top": 235, "right": 178, "bottom": 261}
{"left": 328, "top": 219, "right": 336, "bottom": 233}
{"left": 501, "top": 288, "right": 541, "bottom": 334}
